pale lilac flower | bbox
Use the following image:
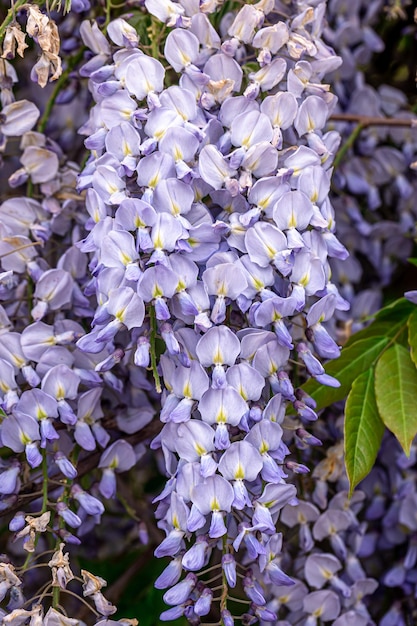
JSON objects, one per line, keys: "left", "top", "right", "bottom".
{"left": 190, "top": 474, "right": 234, "bottom": 538}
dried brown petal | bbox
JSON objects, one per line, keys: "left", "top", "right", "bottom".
{"left": 81, "top": 569, "right": 107, "bottom": 596}
{"left": 2, "top": 24, "right": 28, "bottom": 59}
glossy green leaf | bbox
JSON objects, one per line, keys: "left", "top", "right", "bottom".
{"left": 375, "top": 344, "right": 417, "bottom": 456}
{"left": 302, "top": 336, "right": 389, "bottom": 411}
{"left": 408, "top": 308, "right": 417, "bottom": 368}
{"left": 407, "top": 258, "right": 417, "bottom": 268}
{"left": 344, "top": 368, "right": 385, "bottom": 495}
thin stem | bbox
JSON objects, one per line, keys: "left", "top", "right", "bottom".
{"left": 204, "top": 572, "right": 224, "bottom": 585}
{"left": 220, "top": 535, "right": 229, "bottom": 614}
{"left": 21, "top": 451, "right": 51, "bottom": 572}
{"left": 21, "top": 584, "right": 52, "bottom": 607}
{"left": 149, "top": 306, "right": 162, "bottom": 393}
{"left": 59, "top": 589, "right": 100, "bottom": 616}
{"left": 0, "top": 241, "right": 42, "bottom": 259}
{"left": 52, "top": 583, "right": 60, "bottom": 610}
{"left": 330, "top": 113, "right": 417, "bottom": 169}
{"left": 226, "top": 596, "right": 251, "bottom": 605}
{"left": 18, "top": 562, "right": 50, "bottom": 571}
{"left": 199, "top": 563, "right": 222, "bottom": 577}
{"left": 41, "top": 450, "right": 49, "bottom": 514}
{"left": 332, "top": 122, "right": 365, "bottom": 169}
{"left": 118, "top": 492, "right": 141, "bottom": 522}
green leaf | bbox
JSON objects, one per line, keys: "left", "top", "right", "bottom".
{"left": 408, "top": 308, "right": 417, "bottom": 368}
{"left": 375, "top": 344, "right": 417, "bottom": 456}
{"left": 344, "top": 369, "right": 385, "bottom": 495}
{"left": 301, "top": 336, "right": 389, "bottom": 411}
{"left": 373, "top": 297, "right": 415, "bottom": 321}
{"left": 408, "top": 258, "right": 417, "bottom": 268}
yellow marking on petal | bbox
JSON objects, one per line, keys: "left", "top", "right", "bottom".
{"left": 322, "top": 568, "right": 332, "bottom": 579}
{"left": 213, "top": 348, "right": 223, "bottom": 364}
{"left": 177, "top": 280, "right": 186, "bottom": 291}
{"left": 148, "top": 174, "right": 159, "bottom": 188}
{"left": 153, "top": 284, "right": 163, "bottom": 298}
{"left": 154, "top": 129, "right": 166, "bottom": 141}
{"left": 135, "top": 217, "right": 146, "bottom": 228}
{"left": 180, "top": 52, "right": 191, "bottom": 66}
{"left": 122, "top": 140, "right": 131, "bottom": 157}
{"left": 20, "top": 433, "right": 31, "bottom": 445}
{"left": 109, "top": 456, "right": 119, "bottom": 469}
{"left": 174, "top": 146, "right": 183, "bottom": 162}
{"left": 269, "top": 361, "right": 277, "bottom": 376}
{"left": 265, "top": 243, "right": 276, "bottom": 259}
{"left": 120, "top": 251, "right": 132, "bottom": 266}
{"left": 235, "top": 463, "right": 245, "bottom": 480}
{"left": 258, "top": 197, "right": 270, "bottom": 210}
{"left": 260, "top": 440, "right": 269, "bottom": 454}
{"left": 36, "top": 407, "right": 47, "bottom": 420}
{"left": 0, "top": 382, "right": 9, "bottom": 393}
{"left": 217, "top": 282, "right": 227, "bottom": 296}
{"left": 13, "top": 355, "right": 26, "bottom": 368}
{"left": 172, "top": 513, "right": 180, "bottom": 529}
{"left": 171, "top": 201, "right": 181, "bottom": 216}
{"left": 122, "top": 109, "right": 132, "bottom": 120}
{"left": 115, "top": 307, "right": 126, "bottom": 322}
{"left": 210, "top": 497, "right": 220, "bottom": 511}
{"left": 153, "top": 233, "right": 163, "bottom": 249}
{"left": 195, "top": 442, "right": 206, "bottom": 456}
{"left": 183, "top": 382, "right": 192, "bottom": 398}
{"left": 299, "top": 274, "right": 309, "bottom": 287}
{"left": 238, "top": 385, "right": 247, "bottom": 401}
{"left": 298, "top": 512, "right": 307, "bottom": 524}
{"left": 108, "top": 183, "right": 120, "bottom": 194}
{"left": 253, "top": 278, "right": 264, "bottom": 291}
{"left": 288, "top": 212, "right": 297, "bottom": 228}
{"left": 56, "top": 384, "right": 65, "bottom": 400}
{"left": 216, "top": 407, "right": 227, "bottom": 423}
{"left": 311, "top": 190, "right": 318, "bottom": 203}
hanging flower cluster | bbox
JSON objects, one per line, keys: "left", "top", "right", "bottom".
{"left": 71, "top": 0, "right": 358, "bottom": 621}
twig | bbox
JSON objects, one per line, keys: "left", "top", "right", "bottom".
{"left": 329, "top": 113, "right": 416, "bottom": 168}
{"left": 330, "top": 113, "right": 417, "bottom": 127}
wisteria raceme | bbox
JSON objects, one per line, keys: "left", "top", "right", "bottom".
{"left": 0, "top": 0, "right": 415, "bottom": 625}
{"left": 70, "top": 0, "right": 352, "bottom": 620}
